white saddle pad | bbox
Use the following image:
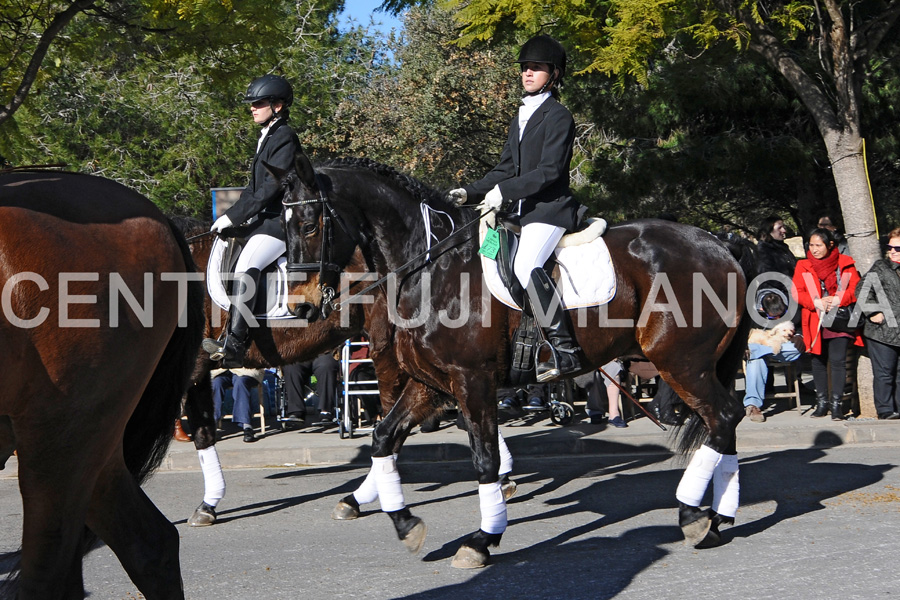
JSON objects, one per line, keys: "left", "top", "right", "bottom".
{"left": 479, "top": 218, "right": 616, "bottom": 310}
{"left": 206, "top": 237, "right": 296, "bottom": 320}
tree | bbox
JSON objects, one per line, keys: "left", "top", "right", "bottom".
{"left": 449, "top": 0, "right": 900, "bottom": 271}
{"left": 4, "top": 0, "right": 380, "bottom": 215}
{"left": 446, "top": 0, "right": 900, "bottom": 416}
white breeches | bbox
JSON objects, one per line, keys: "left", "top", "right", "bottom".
{"left": 514, "top": 222, "right": 565, "bottom": 289}
{"left": 234, "top": 234, "right": 285, "bottom": 274}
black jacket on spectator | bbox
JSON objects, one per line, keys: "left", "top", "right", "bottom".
{"left": 857, "top": 258, "right": 900, "bottom": 347}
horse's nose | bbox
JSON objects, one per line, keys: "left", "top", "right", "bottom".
{"left": 291, "top": 302, "right": 320, "bottom": 321}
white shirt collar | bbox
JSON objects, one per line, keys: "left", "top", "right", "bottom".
{"left": 521, "top": 92, "right": 551, "bottom": 107}
{"left": 518, "top": 93, "right": 551, "bottom": 141}
{"left": 257, "top": 117, "right": 280, "bottom": 153}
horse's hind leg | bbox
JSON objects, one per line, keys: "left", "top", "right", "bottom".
{"left": 669, "top": 370, "right": 743, "bottom": 549}
{"left": 15, "top": 443, "right": 97, "bottom": 599}
{"left": 85, "top": 456, "right": 184, "bottom": 599}
{"left": 450, "top": 375, "right": 505, "bottom": 569}
{"left": 0, "top": 416, "right": 14, "bottom": 470}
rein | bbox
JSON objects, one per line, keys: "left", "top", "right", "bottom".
{"left": 331, "top": 208, "right": 489, "bottom": 311}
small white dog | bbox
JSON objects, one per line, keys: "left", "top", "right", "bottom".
{"left": 748, "top": 321, "right": 795, "bottom": 354}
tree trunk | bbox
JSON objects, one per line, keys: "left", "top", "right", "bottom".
{"left": 822, "top": 130, "right": 880, "bottom": 418}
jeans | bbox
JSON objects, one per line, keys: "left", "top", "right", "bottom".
{"left": 866, "top": 337, "right": 900, "bottom": 416}
{"left": 743, "top": 341, "right": 802, "bottom": 409}
{"left": 212, "top": 372, "right": 259, "bottom": 428}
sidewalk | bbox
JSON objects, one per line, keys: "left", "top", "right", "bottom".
{"left": 3, "top": 404, "right": 900, "bottom": 480}
{"left": 159, "top": 403, "right": 900, "bottom": 472}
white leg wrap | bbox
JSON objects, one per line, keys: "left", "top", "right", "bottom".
{"left": 711, "top": 453, "right": 740, "bottom": 518}
{"left": 498, "top": 431, "right": 513, "bottom": 476}
{"left": 198, "top": 446, "right": 225, "bottom": 507}
{"left": 372, "top": 455, "right": 405, "bottom": 512}
{"left": 478, "top": 481, "right": 508, "bottom": 534}
{"left": 352, "top": 465, "right": 379, "bottom": 506}
{"left": 675, "top": 444, "right": 721, "bottom": 507}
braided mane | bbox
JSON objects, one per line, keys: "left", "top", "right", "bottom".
{"left": 320, "top": 157, "right": 449, "bottom": 209}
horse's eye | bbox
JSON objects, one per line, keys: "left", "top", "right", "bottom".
{"left": 302, "top": 223, "right": 318, "bottom": 236}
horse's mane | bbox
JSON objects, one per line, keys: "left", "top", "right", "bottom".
{"left": 320, "top": 157, "right": 452, "bottom": 211}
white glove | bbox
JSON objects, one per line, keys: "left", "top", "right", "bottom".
{"left": 478, "top": 185, "right": 504, "bottom": 212}
{"left": 447, "top": 188, "right": 467, "bottom": 205}
{"left": 211, "top": 214, "right": 233, "bottom": 233}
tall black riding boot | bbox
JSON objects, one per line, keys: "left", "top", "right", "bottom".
{"left": 526, "top": 268, "right": 583, "bottom": 383}
{"left": 830, "top": 392, "right": 844, "bottom": 421}
{"left": 202, "top": 268, "right": 260, "bottom": 368}
{"left": 810, "top": 391, "right": 829, "bottom": 418}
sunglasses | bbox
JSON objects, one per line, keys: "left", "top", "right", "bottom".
{"left": 888, "top": 245, "right": 900, "bottom": 252}
{"left": 250, "top": 100, "right": 270, "bottom": 108}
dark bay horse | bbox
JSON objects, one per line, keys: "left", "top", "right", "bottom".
{"left": 0, "top": 171, "right": 204, "bottom": 599}
{"left": 279, "top": 156, "right": 753, "bottom": 567}
{"left": 177, "top": 218, "right": 513, "bottom": 537}
{"left": 173, "top": 218, "right": 367, "bottom": 524}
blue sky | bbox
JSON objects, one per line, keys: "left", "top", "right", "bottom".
{"left": 339, "top": 0, "right": 404, "bottom": 35}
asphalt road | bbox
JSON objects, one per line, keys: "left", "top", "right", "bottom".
{"left": 2, "top": 444, "right": 899, "bottom": 599}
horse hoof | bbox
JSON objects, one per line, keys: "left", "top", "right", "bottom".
{"left": 402, "top": 519, "right": 427, "bottom": 554}
{"left": 694, "top": 526, "right": 722, "bottom": 549}
{"left": 501, "top": 478, "right": 518, "bottom": 501}
{"left": 681, "top": 513, "right": 711, "bottom": 548}
{"left": 451, "top": 545, "right": 489, "bottom": 569}
{"left": 331, "top": 500, "right": 360, "bottom": 521}
{"left": 188, "top": 503, "right": 216, "bottom": 527}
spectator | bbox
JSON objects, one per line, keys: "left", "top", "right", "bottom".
{"left": 310, "top": 350, "right": 341, "bottom": 424}
{"left": 856, "top": 227, "right": 900, "bottom": 419}
{"left": 647, "top": 379, "right": 683, "bottom": 426}
{"left": 793, "top": 227, "right": 864, "bottom": 420}
{"left": 817, "top": 212, "right": 850, "bottom": 255}
{"left": 211, "top": 367, "right": 265, "bottom": 442}
{"left": 280, "top": 362, "right": 311, "bottom": 429}
{"left": 756, "top": 215, "right": 799, "bottom": 321}
{"left": 585, "top": 360, "right": 627, "bottom": 427}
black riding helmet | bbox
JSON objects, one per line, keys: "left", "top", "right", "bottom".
{"left": 516, "top": 34, "right": 567, "bottom": 93}
{"left": 243, "top": 74, "right": 294, "bottom": 108}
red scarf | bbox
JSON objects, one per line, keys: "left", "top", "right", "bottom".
{"left": 807, "top": 248, "right": 840, "bottom": 295}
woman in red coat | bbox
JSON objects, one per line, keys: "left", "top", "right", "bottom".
{"left": 792, "top": 228, "right": 864, "bottom": 419}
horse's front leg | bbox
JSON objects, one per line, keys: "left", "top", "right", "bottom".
{"left": 675, "top": 380, "right": 743, "bottom": 548}
{"left": 182, "top": 371, "right": 224, "bottom": 527}
{"left": 336, "top": 380, "right": 428, "bottom": 552}
{"left": 451, "top": 375, "right": 505, "bottom": 569}
{"left": 332, "top": 379, "right": 427, "bottom": 522}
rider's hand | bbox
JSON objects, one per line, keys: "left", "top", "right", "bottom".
{"left": 211, "top": 214, "right": 233, "bottom": 233}
{"left": 478, "top": 185, "right": 503, "bottom": 212}
{"left": 447, "top": 188, "right": 467, "bottom": 205}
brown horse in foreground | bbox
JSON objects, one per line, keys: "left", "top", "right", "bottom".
{"left": 0, "top": 172, "right": 204, "bottom": 599}
{"left": 280, "top": 156, "right": 753, "bottom": 567}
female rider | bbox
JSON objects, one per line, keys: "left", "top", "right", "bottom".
{"left": 448, "top": 35, "right": 587, "bottom": 382}
{"left": 203, "top": 75, "right": 304, "bottom": 367}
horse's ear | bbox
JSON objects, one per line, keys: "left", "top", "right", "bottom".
{"left": 294, "top": 151, "right": 316, "bottom": 188}
{"left": 263, "top": 160, "right": 288, "bottom": 183}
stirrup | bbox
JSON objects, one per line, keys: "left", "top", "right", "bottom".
{"left": 535, "top": 341, "right": 581, "bottom": 383}
{"left": 202, "top": 338, "right": 226, "bottom": 361}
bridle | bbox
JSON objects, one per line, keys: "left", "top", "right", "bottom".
{"left": 281, "top": 174, "right": 355, "bottom": 314}
{"left": 282, "top": 171, "right": 492, "bottom": 316}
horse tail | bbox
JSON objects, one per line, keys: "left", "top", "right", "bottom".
{"left": 677, "top": 236, "right": 757, "bottom": 455}
{"left": 122, "top": 218, "right": 205, "bottom": 484}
